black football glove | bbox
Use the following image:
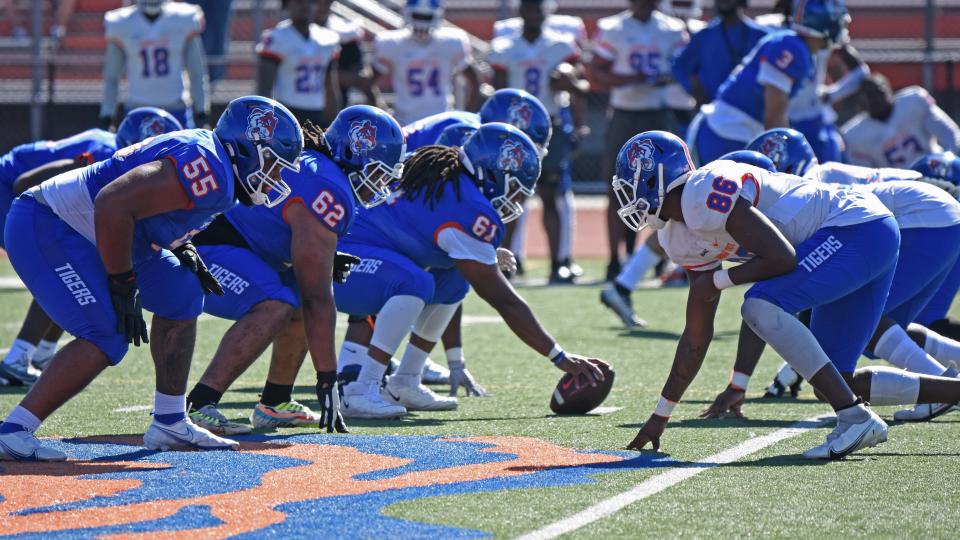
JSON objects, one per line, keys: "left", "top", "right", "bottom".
{"left": 333, "top": 251, "right": 361, "bottom": 284}
{"left": 108, "top": 270, "right": 149, "bottom": 346}
{"left": 173, "top": 241, "right": 225, "bottom": 296}
{"left": 317, "top": 371, "right": 349, "bottom": 433}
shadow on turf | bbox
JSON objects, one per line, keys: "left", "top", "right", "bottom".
{"left": 617, "top": 417, "right": 811, "bottom": 429}
{"left": 615, "top": 328, "right": 740, "bottom": 341}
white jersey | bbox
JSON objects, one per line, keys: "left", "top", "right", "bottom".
{"left": 659, "top": 160, "right": 891, "bottom": 270}
{"left": 850, "top": 180, "right": 960, "bottom": 230}
{"left": 842, "top": 86, "right": 960, "bottom": 168}
{"left": 593, "top": 10, "right": 690, "bottom": 111}
{"left": 256, "top": 20, "right": 340, "bottom": 111}
{"left": 804, "top": 161, "right": 922, "bottom": 185}
{"left": 373, "top": 27, "right": 472, "bottom": 125}
{"left": 493, "top": 14, "right": 587, "bottom": 44}
{"left": 104, "top": 3, "right": 204, "bottom": 109}
{"left": 488, "top": 30, "right": 578, "bottom": 116}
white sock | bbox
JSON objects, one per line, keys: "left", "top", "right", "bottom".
{"left": 919, "top": 327, "right": 960, "bottom": 364}
{"left": 4, "top": 405, "right": 41, "bottom": 432}
{"left": 510, "top": 204, "right": 529, "bottom": 261}
{"left": 338, "top": 340, "right": 368, "bottom": 372}
{"left": 836, "top": 402, "right": 871, "bottom": 423}
{"left": 356, "top": 353, "right": 388, "bottom": 389}
{"left": 874, "top": 325, "right": 946, "bottom": 376}
{"left": 446, "top": 346, "right": 464, "bottom": 367}
{"left": 395, "top": 344, "right": 430, "bottom": 381}
{"left": 153, "top": 391, "right": 186, "bottom": 416}
{"left": 557, "top": 191, "right": 575, "bottom": 261}
{"left": 616, "top": 245, "right": 661, "bottom": 290}
{"left": 33, "top": 339, "right": 58, "bottom": 363}
{"left": 3, "top": 339, "right": 36, "bottom": 366}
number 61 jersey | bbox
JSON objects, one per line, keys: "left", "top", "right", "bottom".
{"left": 105, "top": 2, "right": 204, "bottom": 109}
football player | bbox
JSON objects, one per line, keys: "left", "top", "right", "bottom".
{"left": 101, "top": 0, "right": 210, "bottom": 129}
{"left": 0, "top": 96, "right": 302, "bottom": 461}
{"left": 0, "top": 107, "right": 183, "bottom": 387}
{"left": 256, "top": 0, "right": 341, "bottom": 126}
{"left": 315, "top": 0, "right": 378, "bottom": 106}
{"left": 372, "top": 0, "right": 482, "bottom": 124}
{"left": 842, "top": 74, "right": 960, "bottom": 168}
{"left": 687, "top": 0, "right": 851, "bottom": 165}
{"left": 184, "top": 106, "right": 404, "bottom": 435}
{"left": 615, "top": 131, "right": 892, "bottom": 459}
{"left": 493, "top": 0, "right": 588, "bottom": 43}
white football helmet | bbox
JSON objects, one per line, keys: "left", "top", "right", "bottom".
{"left": 404, "top": 0, "right": 443, "bottom": 41}
{"left": 137, "top": 0, "right": 166, "bottom": 16}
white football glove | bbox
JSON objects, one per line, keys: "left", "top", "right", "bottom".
{"left": 496, "top": 248, "right": 517, "bottom": 275}
{"left": 448, "top": 359, "right": 488, "bottom": 397}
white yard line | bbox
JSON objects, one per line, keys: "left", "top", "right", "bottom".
{"left": 516, "top": 415, "right": 830, "bottom": 540}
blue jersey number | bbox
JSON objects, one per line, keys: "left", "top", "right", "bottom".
{"left": 139, "top": 47, "right": 170, "bottom": 78}
{"left": 883, "top": 136, "right": 924, "bottom": 166}
{"left": 524, "top": 67, "right": 541, "bottom": 95}
{"left": 408, "top": 67, "right": 441, "bottom": 97}
{"left": 629, "top": 51, "right": 660, "bottom": 77}
{"left": 295, "top": 63, "right": 327, "bottom": 94}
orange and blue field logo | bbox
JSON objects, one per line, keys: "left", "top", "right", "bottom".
{"left": 0, "top": 434, "right": 668, "bottom": 538}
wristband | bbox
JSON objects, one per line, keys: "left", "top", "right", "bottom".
{"left": 712, "top": 269, "right": 735, "bottom": 291}
{"left": 548, "top": 344, "right": 565, "bottom": 364}
{"left": 729, "top": 371, "right": 750, "bottom": 391}
{"left": 653, "top": 395, "right": 677, "bottom": 419}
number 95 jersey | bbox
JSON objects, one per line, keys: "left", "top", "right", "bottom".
{"left": 104, "top": 2, "right": 204, "bottom": 108}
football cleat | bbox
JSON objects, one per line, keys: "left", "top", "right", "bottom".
{"left": 143, "top": 418, "right": 239, "bottom": 451}
{"left": 0, "top": 425, "right": 66, "bottom": 461}
{"left": 802, "top": 410, "right": 887, "bottom": 460}
{"left": 764, "top": 362, "right": 803, "bottom": 398}
{"left": 383, "top": 376, "right": 458, "bottom": 411}
{"left": 422, "top": 358, "right": 450, "bottom": 385}
{"left": 600, "top": 284, "right": 647, "bottom": 328}
{"left": 0, "top": 356, "right": 39, "bottom": 386}
{"left": 341, "top": 383, "right": 407, "bottom": 419}
{"left": 892, "top": 403, "right": 958, "bottom": 422}
{"left": 189, "top": 404, "right": 252, "bottom": 435}
{"left": 251, "top": 401, "right": 322, "bottom": 429}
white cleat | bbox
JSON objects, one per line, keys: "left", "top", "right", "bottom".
{"left": 341, "top": 383, "right": 407, "bottom": 419}
{"left": 422, "top": 358, "right": 450, "bottom": 385}
{"left": 0, "top": 426, "right": 66, "bottom": 461}
{"left": 143, "top": 418, "right": 239, "bottom": 451}
{"left": 893, "top": 403, "right": 958, "bottom": 422}
{"left": 802, "top": 409, "right": 887, "bottom": 460}
{"left": 383, "top": 376, "right": 458, "bottom": 411}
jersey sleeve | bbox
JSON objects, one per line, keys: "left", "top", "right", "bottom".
{"left": 103, "top": 10, "right": 125, "bottom": 46}
{"left": 554, "top": 37, "right": 580, "bottom": 66}
{"left": 487, "top": 37, "right": 510, "bottom": 70}
{"left": 592, "top": 20, "right": 617, "bottom": 62}
{"left": 372, "top": 34, "right": 395, "bottom": 74}
{"left": 451, "top": 32, "right": 472, "bottom": 71}
{"left": 283, "top": 176, "right": 357, "bottom": 238}
{"left": 670, "top": 31, "right": 701, "bottom": 94}
{"left": 165, "top": 140, "right": 234, "bottom": 212}
{"left": 680, "top": 165, "right": 747, "bottom": 233}
{"left": 256, "top": 28, "right": 284, "bottom": 62}
{"left": 433, "top": 201, "right": 503, "bottom": 263}
{"left": 435, "top": 229, "right": 498, "bottom": 264}
{"left": 757, "top": 36, "right": 809, "bottom": 93}
{"left": 186, "top": 6, "right": 205, "bottom": 39}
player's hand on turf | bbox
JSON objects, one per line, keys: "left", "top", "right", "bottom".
{"left": 448, "top": 359, "right": 488, "bottom": 397}
{"left": 627, "top": 414, "right": 667, "bottom": 452}
{"left": 556, "top": 355, "right": 608, "bottom": 387}
{"left": 173, "top": 241, "right": 225, "bottom": 296}
{"left": 108, "top": 270, "right": 149, "bottom": 346}
{"left": 496, "top": 248, "right": 517, "bottom": 277}
{"left": 700, "top": 386, "right": 746, "bottom": 419}
{"left": 316, "top": 371, "right": 349, "bottom": 433}
{"left": 333, "top": 251, "right": 361, "bottom": 284}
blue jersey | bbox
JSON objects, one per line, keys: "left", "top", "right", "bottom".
{"left": 0, "top": 128, "right": 117, "bottom": 189}
{"left": 716, "top": 31, "right": 813, "bottom": 123}
{"left": 403, "top": 111, "right": 481, "bottom": 153}
{"left": 345, "top": 172, "right": 503, "bottom": 269}
{"left": 672, "top": 17, "right": 769, "bottom": 102}
{"left": 226, "top": 149, "right": 357, "bottom": 272}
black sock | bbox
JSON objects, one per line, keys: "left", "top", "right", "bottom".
{"left": 260, "top": 381, "right": 294, "bottom": 406}
{"left": 187, "top": 383, "right": 223, "bottom": 412}
{"left": 614, "top": 283, "right": 631, "bottom": 297}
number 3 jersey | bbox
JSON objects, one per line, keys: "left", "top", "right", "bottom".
{"left": 343, "top": 173, "right": 503, "bottom": 270}
{"left": 255, "top": 20, "right": 341, "bottom": 112}
{"left": 659, "top": 160, "right": 890, "bottom": 271}
{"left": 104, "top": 2, "right": 205, "bottom": 109}
{"left": 488, "top": 30, "right": 579, "bottom": 117}
{"left": 226, "top": 149, "right": 357, "bottom": 272}
{"left": 36, "top": 129, "right": 235, "bottom": 263}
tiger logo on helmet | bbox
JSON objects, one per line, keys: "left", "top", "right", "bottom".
{"left": 497, "top": 139, "right": 527, "bottom": 172}
{"left": 759, "top": 135, "right": 787, "bottom": 168}
{"left": 627, "top": 139, "right": 656, "bottom": 174}
{"left": 507, "top": 100, "right": 533, "bottom": 130}
{"left": 348, "top": 119, "right": 378, "bottom": 155}
{"left": 245, "top": 108, "right": 279, "bottom": 141}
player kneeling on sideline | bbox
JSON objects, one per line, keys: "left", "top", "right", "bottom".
{"left": 0, "top": 96, "right": 303, "bottom": 461}
{"left": 334, "top": 123, "right": 608, "bottom": 418}
{"left": 615, "top": 131, "right": 892, "bottom": 459}
{"left": 185, "top": 106, "right": 405, "bottom": 435}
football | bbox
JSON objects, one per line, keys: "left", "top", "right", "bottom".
{"left": 549, "top": 362, "right": 615, "bottom": 414}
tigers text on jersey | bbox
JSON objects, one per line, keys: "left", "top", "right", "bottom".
{"left": 659, "top": 160, "right": 890, "bottom": 270}
{"left": 344, "top": 173, "right": 503, "bottom": 270}
{"left": 804, "top": 161, "right": 921, "bottom": 185}
{"left": 226, "top": 149, "right": 356, "bottom": 272}
{"left": 0, "top": 129, "right": 117, "bottom": 189}
{"left": 493, "top": 14, "right": 587, "bottom": 44}
{"left": 488, "top": 30, "right": 579, "bottom": 116}
{"left": 402, "top": 111, "right": 480, "bottom": 153}
{"left": 38, "top": 129, "right": 234, "bottom": 263}
{"left": 842, "top": 86, "right": 960, "bottom": 168}
{"left": 593, "top": 10, "right": 690, "bottom": 111}
{"left": 256, "top": 20, "right": 341, "bottom": 111}
{"left": 104, "top": 3, "right": 204, "bottom": 109}
{"left": 373, "top": 27, "right": 473, "bottom": 125}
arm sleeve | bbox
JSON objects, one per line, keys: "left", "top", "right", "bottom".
{"left": 436, "top": 227, "right": 498, "bottom": 264}
{"left": 825, "top": 64, "right": 869, "bottom": 104}
{"left": 671, "top": 35, "right": 699, "bottom": 94}
{"left": 184, "top": 35, "right": 210, "bottom": 114}
{"left": 100, "top": 42, "right": 125, "bottom": 118}
{"left": 454, "top": 35, "right": 472, "bottom": 72}
{"left": 925, "top": 101, "right": 960, "bottom": 153}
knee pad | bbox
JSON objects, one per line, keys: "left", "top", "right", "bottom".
{"left": 413, "top": 303, "right": 460, "bottom": 343}
{"left": 741, "top": 297, "right": 830, "bottom": 381}
{"left": 859, "top": 366, "right": 920, "bottom": 406}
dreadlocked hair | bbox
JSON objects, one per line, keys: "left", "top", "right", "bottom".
{"left": 301, "top": 119, "right": 333, "bottom": 158}
{"left": 399, "top": 145, "right": 476, "bottom": 207}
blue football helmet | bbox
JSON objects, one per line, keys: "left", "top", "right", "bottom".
{"left": 404, "top": 0, "right": 443, "bottom": 41}
{"left": 719, "top": 150, "right": 777, "bottom": 173}
{"left": 435, "top": 122, "right": 478, "bottom": 148}
{"left": 115, "top": 107, "right": 183, "bottom": 148}
{"left": 479, "top": 89, "right": 552, "bottom": 158}
{"left": 215, "top": 96, "right": 303, "bottom": 207}
{"left": 612, "top": 131, "right": 694, "bottom": 232}
{"left": 792, "top": 0, "right": 850, "bottom": 47}
{"left": 462, "top": 122, "right": 541, "bottom": 223}
{"left": 910, "top": 152, "right": 960, "bottom": 186}
{"left": 746, "top": 128, "right": 817, "bottom": 176}
{"left": 324, "top": 105, "right": 406, "bottom": 208}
